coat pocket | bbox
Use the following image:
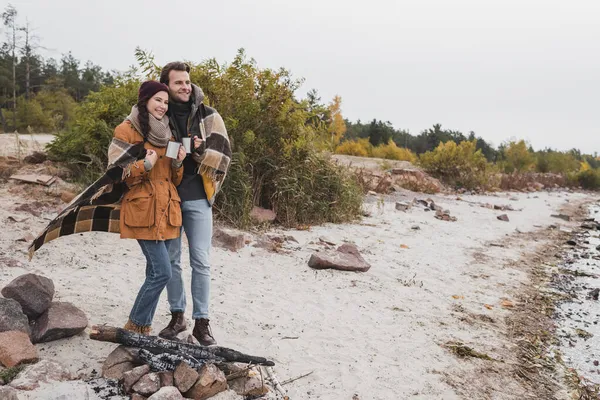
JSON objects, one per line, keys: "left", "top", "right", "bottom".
{"left": 168, "top": 197, "right": 182, "bottom": 227}
{"left": 123, "top": 191, "right": 155, "bottom": 228}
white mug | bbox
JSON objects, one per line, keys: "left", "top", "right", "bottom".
{"left": 182, "top": 137, "right": 192, "bottom": 153}
{"left": 166, "top": 141, "right": 181, "bottom": 159}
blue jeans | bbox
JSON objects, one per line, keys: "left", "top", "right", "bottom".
{"left": 129, "top": 239, "right": 174, "bottom": 327}
{"left": 165, "top": 199, "right": 212, "bottom": 320}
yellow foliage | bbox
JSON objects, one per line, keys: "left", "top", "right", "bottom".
{"left": 335, "top": 139, "right": 370, "bottom": 157}
{"left": 580, "top": 161, "right": 591, "bottom": 172}
{"left": 419, "top": 140, "right": 491, "bottom": 189}
{"left": 371, "top": 141, "right": 417, "bottom": 162}
{"left": 502, "top": 140, "right": 536, "bottom": 173}
{"left": 328, "top": 95, "right": 346, "bottom": 147}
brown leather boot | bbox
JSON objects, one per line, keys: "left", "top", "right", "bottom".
{"left": 158, "top": 311, "right": 187, "bottom": 339}
{"left": 192, "top": 318, "right": 217, "bottom": 346}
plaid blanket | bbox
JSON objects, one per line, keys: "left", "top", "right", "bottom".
{"left": 28, "top": 138, "right": 145, "bottom": 259}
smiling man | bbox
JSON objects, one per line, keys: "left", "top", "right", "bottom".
{"left": 157, "top": 61, "right": 231, "bottom": 346}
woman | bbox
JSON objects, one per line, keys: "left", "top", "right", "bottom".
{"left": 116, "top": 80, "right": 186, "bottom": 335}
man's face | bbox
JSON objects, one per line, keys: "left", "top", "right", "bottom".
{"left": 167, "top": 70, "right": 192, "bottom": 103}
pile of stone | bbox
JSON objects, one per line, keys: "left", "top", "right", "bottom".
{"left": 102, "top": 345, "right": 270, "bottom": 399}
{"left": 0, "top": 274, "right": 87, "bottom": 370}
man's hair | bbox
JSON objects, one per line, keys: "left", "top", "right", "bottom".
{"left": 159, "top": 62, "right": 191, "bottom": 85}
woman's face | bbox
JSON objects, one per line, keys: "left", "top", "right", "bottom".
{"left": 147, "top": 91, "right": 169, "bottom": 120}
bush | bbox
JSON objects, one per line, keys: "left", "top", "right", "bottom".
{"left": 419, "top": 140, "right": 492, "bottom": 189}
{"left": 535, "top": 150, "right": 580, "bottom": 174}
{"left": 576, "top": 169, "right": 600, "bottom": 190}
{"left": 500, "top": 140, "right": 536, "bottom": 173}
{"left": 46, "top": 79, "right": 139, "bottom": 183}
{"left": 335, "top": 139, "right": 370, "bottom": 157}
{"left": 371, "top": 141, "right": 417, "bottom": 162}
{"left": 47, "top": 50, "right": 363, "bottom": 228}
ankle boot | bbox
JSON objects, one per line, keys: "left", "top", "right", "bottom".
{"left": 123, "top": 319, "right": 151, "bottom": 336}
{"left": 158, "top": 311, "right": 187, "bottom": 339}
{"left": 192, "top": 318, "right": 217, "bottom": 346}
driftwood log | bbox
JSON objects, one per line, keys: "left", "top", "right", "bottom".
{"left": 90, "top": 325, "right": 275, "bottom": 366}
{"left": 139, "top": 349, "right": 206, "bottom": 371}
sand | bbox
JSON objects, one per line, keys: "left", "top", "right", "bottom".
{"left": 0, "top": 169, "right": 597, "bottom": 399}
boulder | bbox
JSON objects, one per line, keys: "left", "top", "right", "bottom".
{"left": 31, "top": 302, "right": 88, "bottom": 343}
{"left": 102, "top": 346, "right": 140, "bottom": 380}
{"left": 132, "top": 394, "right": 147, "bottom": 400}
{"left": 9, "top": 360, "right": 71, "bottom": 390}
{"left": 148, "top": 386, "right": 185, "bottom": 400}
{"left": 308, "top": 244, "right": 371, "bottom": 272}
{"left": 229, "top": 368, "right": 269, "bottom": 397}
{"left": 157, "top": 371, "right": 174, "bottom": 387}
{"left": 1, "top": 274, "right": 54, "bottom": 319}
{"left": 0, "top": 386, "right": 19, "bottom": 400}
{"left": 395, "top": 201, "right": 411, "bottom": 212}
{"left": 0, "top": 298, "right": 30, "bottom": 336}
{"left": 174, "top": 361, "right": 199, "bottom": 393}
{"left": 213, "top": 228, "right": 246, "bottom": 252}
{"left": 132, "top": 373, "right": 161, "bottom": 396}
{"left": 123, "top": 364, "right": 150, "bottom": 393}
{"left": 0, "top": 331, "right": 38, "bottom": 368}
{"left": 249, "top": 207, "right": 276, "bottom": 224}
{"left": 184, "top": 363, "right": 227, "bottom": 400}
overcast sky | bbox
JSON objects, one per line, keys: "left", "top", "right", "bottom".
{"left": 12, "top": 0, "right": 600, "bottom": 153}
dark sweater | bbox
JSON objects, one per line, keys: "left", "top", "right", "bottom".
{"left": 168, "top": 101, "right": 206, "bottom": 201}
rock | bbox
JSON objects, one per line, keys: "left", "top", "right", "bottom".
{"left": 132, "top": 394, "right": 148, "bottom": 400}
{"left": 148, "top": 386, "right": 185, "bottom": 400}
{"left": 9, "top": 360, "right": 71, "bottom": 390}
{"left": 23, "top": 152, "right": 47, "bottom": 164}
{"left": 567, "top": 240, "right": 577, "bottom": 246}
{"left": 0, "top": 298, "right": 30, "bottom": 336}
{"left": 184, "top": 364, "right": 227, "bottom": 400}
{"left": 1, "top": 274, "right": 55, "bottom": 319}
{"left": 213, "top": 228, "right": 246, "bottom": 252}
{"left": 174, "top": 361, "right": 199, "bottom": 393}
{"left": 411, "top": 225, "right": 420, "bottom": 230}
{"left": 434, "top": 209, "right": 457, "bottom": 222}
{"left": 0, "top": 386, "right": 19, "bottom": 400}
{"left": 588, "top": 288, "right": 600, "bottom": 301}
{"left": 497, "top": 214, "right": 509, "bottom": 222}
{"left": 318, "top": 236, "right": 336, "bottom": 246}
{"left": 596, "top": 245, "right": 600, "bottom": 251}
{"left": 581, "top": 222, "right": 597, "bottom": 230}
{"left": 551, "top": 214, "right": 571, "bottom": 221}
{"left": 0, "top": 331, "right": 38, "bottom": 368}
{"left": 102, "top": 346, "right": 140, "bottom": 380}
{"left": 31, "top": 302, "right": 88, "bottom": 343}
{"left": 249, "top": 207, "right": 276, "bottom": 224}
{"left": 158, "top": 371, "right": 174, "bottom": 387}
{"left": 367, "top": 191, "right": 377, "bottom": 196}
{"left": 308, "top": 244, "right": 371, "bottom": 272}
{"left": 60, "top": 191, "right": 77, "bottom": 204}
{"left": 132, "top": 372, "right": 161, "bottom": 396}
{"left": 395, "top": 201, "right": 411, "bottom": 212}
{"left": 123, "top": 364, "right": 150, "bottom": 393}
{"left": 228, "top": 368, "right": 269, "bottom": 397}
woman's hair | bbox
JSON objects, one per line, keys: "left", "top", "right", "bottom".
{"left": 136, "top": 98, "right": 150, "bottom": 141}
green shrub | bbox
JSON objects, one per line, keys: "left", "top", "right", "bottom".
{"left": 47, "top": 50, "right": 363, "bottom": 227}
{"left": 576, "top": 169, "right": 600, "bottom": 190}
{"left": 46, "top": 79, "right": 139, "bottom": 183}
{"left": 419, "top": 140, "right": 492, "bottom": 189}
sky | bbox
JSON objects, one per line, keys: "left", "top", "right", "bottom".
{"left": 10, "top": 0, "right": 600, "bottom": 153}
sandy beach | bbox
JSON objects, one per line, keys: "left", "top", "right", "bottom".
{"left": 0, "top": 161, "right": 597, "bottom": 399}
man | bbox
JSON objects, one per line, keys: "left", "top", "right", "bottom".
{"left": 157, "top": 62, "right": 231, "bottom": 345}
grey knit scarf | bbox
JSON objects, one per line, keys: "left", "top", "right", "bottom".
{"left": 125, "top": 105, "right": 171, "bottom": 148}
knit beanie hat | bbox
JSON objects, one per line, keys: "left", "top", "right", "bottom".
{"left": 138, "top": 80, "right": 169, "bottom": 102}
